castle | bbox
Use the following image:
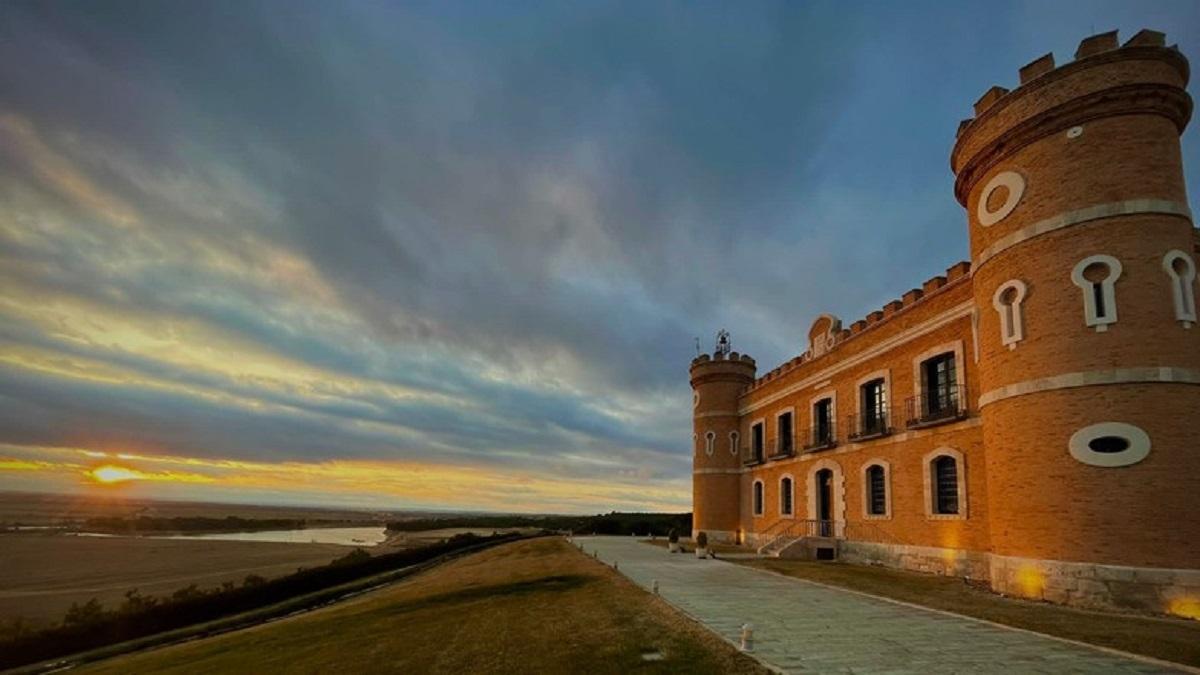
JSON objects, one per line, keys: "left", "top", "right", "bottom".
{"left": 689, "top": 29, "right": 1199, "bottom": 616}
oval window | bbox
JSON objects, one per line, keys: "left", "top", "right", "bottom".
{"left": 1088, "top": 436, "right": 1130, "bottom": 453}
{"left": 1068, "top": 423, "right": 1150, "bottom": 467}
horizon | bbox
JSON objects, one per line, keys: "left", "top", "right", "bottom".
{"left": 2, "top": 0, "right": 1198, "bottom": 514}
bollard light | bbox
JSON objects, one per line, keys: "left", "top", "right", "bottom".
{"left": 613, "top": 561, "right": 618, "bottom": 570}
{"left": 652, "top": 579, "right": 659, "bottom": 595}
{"left": 740, "top": 623, "right": 754, "bottom": 653}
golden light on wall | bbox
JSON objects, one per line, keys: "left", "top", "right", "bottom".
{"left": 1167, "top": 597, "right": 1200, "bottom": 621}
{"left": 1014, "top": 565, "right": 1046, "bottom": 599}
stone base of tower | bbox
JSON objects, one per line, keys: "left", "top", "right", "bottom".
{"left": 690, "top": 528, "right": 738, "bottom": 545}
{"left": 835, "top": 541, "right": 1200, "bottom": 617}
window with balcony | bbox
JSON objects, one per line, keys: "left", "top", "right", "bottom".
{"left": 859, "top": 378, "right": 888, "bottom": 437}
{"left": 746, "top": 422, "right": 765, "bottom": 465}
{"left": 807, "top": 397, "right": 835, "bottom": 449}
{"left": 773, "top": 411, "right": 794, "bottom": 457}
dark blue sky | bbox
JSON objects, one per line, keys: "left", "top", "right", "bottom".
{"left": 0, "top": 1, "right": 1196, "bottom": 511}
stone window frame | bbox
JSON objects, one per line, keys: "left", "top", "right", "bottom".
{"left": 728, "top": 430, "right": 740, "bottom": 456}
{"left": 704, "top": 430, "right": 716, "bottom": 457}
{"left": 911, "top": 340, "right": 967, "bottom": 404}
{"left": 808, "top": 389, "right": 838, "bottom": 445}
{"left": 773, "top": 406, "right": 796, "bottom": 455}
{"left": 854, "top": 369, "right": 891, "bottom": 433}
{"left": 751, "top": 479, "right": 765, "bottom": 518}
{"left": 749, "top": 418, "right": 766, "bottom": 459}
{"left": 1071, "top": 254, "right": 1122, "bottom": 332}
{"left": 976, "top": 170, "right": 1026, "bottom": 227}
{"left": 1068, "top": 422, "right": 1151, "bottom": 468}
{"left": 922, "top": 447, "right": 968, "bottom": 521}
{"left": 805, "top": 458, "right": 846, "bottom": 527}
{"left": 992, "top": 279, "right": 1028, "bottom": 349}
{"left": 860, "top": 459, "right": 892, "bottom": 520}
{"left": 1162, "top": 249, "right": 1197, "bottom": 328}
{"left": 778, "top": 473, "right": 795, "bottom": 518}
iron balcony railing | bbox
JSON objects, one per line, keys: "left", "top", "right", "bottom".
{"left": 741, "top": 445, "right": 765, "bottom": 467}
{"left": 847, "top": 410, "right": 894, "bottom": 441}
{"left": 905, "top": 383, "right": 968, "bottom": 429}
{"left": 767, "top": 435, "right": 795, "bottom": 460}
{"left": 802, "top": 422, "right": 838, "bottom": 452}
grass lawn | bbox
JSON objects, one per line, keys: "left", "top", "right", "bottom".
{"left": 79, "top": 538, "right": 767, "bottom": 674}
{"left": 740, "top": 558, "right": 1200, "bottom": 667}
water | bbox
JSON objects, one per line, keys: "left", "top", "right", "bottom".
{"left": 76, "top": 526, "right": 388, "bottom": 547}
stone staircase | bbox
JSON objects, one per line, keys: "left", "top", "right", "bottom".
{"left": 756, "top": 519, "right": 843, "bottom": 560}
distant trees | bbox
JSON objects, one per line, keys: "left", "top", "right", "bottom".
{"left": 83, "top": 516, "right": 313, "bottom": 534}
{"left": 386, "top": 512, "right": 692, "bottom": 537}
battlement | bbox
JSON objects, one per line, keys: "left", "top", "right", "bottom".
{"left": 742, "top": 260, "right": 970, "bottom": 394}
{"left": 951, "top": 28, "right": 1191, "bottom": 205}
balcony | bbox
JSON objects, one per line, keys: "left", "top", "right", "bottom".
{"left": 905, "top": 384, "right": 968, "bottom": 429}
{"left": 847, "top": 410, "right": 894, "bottom": 442}
{"left": 766, "top": 435, "right": 795, "bottom": 461}
{"left": 802, "top": 423, "right": 838, "bottom": 452}
{"left": 741, "top": 446, "right": 765, "bottom": 467}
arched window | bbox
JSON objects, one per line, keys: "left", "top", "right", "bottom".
{"left": 1071, "top": 255, "right": 1122, "bottom": 332}
{"left": 992, "top": 279, "right": 1028, "bottom": 348}
{"left": 779, "top": 476, "right": 794, "bottom": 516}
{"left": 728, "top": 431, "right": 740, "bottom": 456}
{"left": 1163, "top": 250, "right": 1197, "bottom": 328}
{"left": 866, "top": 465, "right": 886, "bottom": 516}
{"left": 752, "top": 480, "right": 764, "bottom": 517}
{"left": 923, "top": 448, "right": 967, "bottom": 520}
{"left": 704, "top": 431, "right": 716, "bottom": 456}
{"left": 933, "top": 456, "right": 959, "bottom": 514}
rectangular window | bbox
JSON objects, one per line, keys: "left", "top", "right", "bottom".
{"left": 861, "top": 378, "right": 887, "bottom": 434}
{"left": 868, "top": 466, "right": 886, "bottom": 515}
{"left": 814, "top": 399, "right": 833, "bottom": 445}
{"left": 922, "top": 353, "right": 957, "bottom": 416}
{"left": 934, "top": 457, "right": 959, "bottom": 514}
{"left": 753, "top": 482, "right": 764, "bottom": 516}
{"left": 777, "top": 412, "right": 793, "bottom": 454}
{"left": 751, "top": 423, "right": 764, "bottom": 461}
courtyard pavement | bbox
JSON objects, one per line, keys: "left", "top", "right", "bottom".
{"left": 581, "top": 536, "right": 1185, "bottom": 674}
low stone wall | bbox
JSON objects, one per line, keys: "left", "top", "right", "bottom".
{"left": 839, "top": 540, "right": 991, "bottom": 580}
{"left": 989, "top": 554, "right": 1200, "bottom": 617}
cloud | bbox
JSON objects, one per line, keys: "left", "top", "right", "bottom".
{"left": 0, "top": 1, "right": 1197, "bottom": 511}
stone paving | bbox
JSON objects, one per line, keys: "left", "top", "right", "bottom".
{"left": 581, "top": 536, "right": 1184, "bottom": 674}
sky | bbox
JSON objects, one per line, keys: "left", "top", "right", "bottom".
{"left": 1, "top": 1, "right": 1197, "bottom": 514}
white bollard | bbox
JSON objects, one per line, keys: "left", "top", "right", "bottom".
{"left": 740, "top": 623, "right": 754, "bottom": 652}
{"left": 593, "top": 550, "right": 598, "bottom": 559}
{"left": 613, "top": 561, "right": 618, "bottom": 570}
{"left": 652, "top": 579, "right": 659, "bottom": 595}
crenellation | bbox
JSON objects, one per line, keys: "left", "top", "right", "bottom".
{"left": 973, "top": 85, "right": 1009, "bottom": 116}
{"left": 1075, "top": 29, "right": 1119, "bottom": 60}
{"left": 1124, "top": 28, "right": 1166, "bottom": 48}
{"left": 1018, "top": 53, "right": 1055, "bottom": 83}
{"left": 922, "top": 275, "right": 947, "bottom": 294}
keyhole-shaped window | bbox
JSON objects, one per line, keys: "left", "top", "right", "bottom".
{"left": 991, "top": 279, "right": 1028, "bottom": 349}
{"left": 1162, "top": 250, "right": 1197, "bottom": 328}
{"left": 704, "top": 431, "right": 716, "bottom": 456}
{"left": 728, "top": 431, "right": 740, "bottom": 456}
{"left": 1071, "top": 255, "right": 1122, "bottom": 332}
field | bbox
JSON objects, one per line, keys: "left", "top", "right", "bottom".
{"left": 0, "top": 534, "right": 353, "bottom": 627}
{"left": 78, "top": 537, "right": 767, "bottom": 674}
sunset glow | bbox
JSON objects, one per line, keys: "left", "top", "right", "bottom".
{"left": 90, "top": 465, "right": 138, "bottom": 484}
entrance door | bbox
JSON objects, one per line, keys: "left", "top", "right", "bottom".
{"left": 816, "top": 469, "right": 832, "bottom": 536}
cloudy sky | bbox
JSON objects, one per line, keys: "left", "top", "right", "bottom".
{"left": 1, "top": 1, "right": 1197, "bottom": 513}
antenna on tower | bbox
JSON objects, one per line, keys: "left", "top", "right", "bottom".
{"left": 694, "top": 337, "right": 701, "bottom": 356}
{"left": 715, "top": 329, "right": 731, "bottom": 357}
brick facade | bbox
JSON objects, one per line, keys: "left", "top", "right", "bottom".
{"left": 690, "top": 30, "right": 1200, "bottom": 617}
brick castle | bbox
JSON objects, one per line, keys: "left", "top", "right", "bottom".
{"left": 690, "top": 29, "right": 1198, "bottom": 616}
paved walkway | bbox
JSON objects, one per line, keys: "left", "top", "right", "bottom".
{"left": 582, "top": 536, "right": 1182, "bottom": 674}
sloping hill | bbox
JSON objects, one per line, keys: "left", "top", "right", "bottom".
{"left": 79, "top": 537, "right": 765, "bottom": 674}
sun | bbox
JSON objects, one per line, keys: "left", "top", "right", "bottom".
{"left": 90, "top": 465, "right": 140, "bottom": 484}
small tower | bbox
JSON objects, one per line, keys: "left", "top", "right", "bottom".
{"left": 953, "top": 30, "right": 1199, "bottom": 598}
{"left": 689, "top": 333, "right": 755, "bottom": 544}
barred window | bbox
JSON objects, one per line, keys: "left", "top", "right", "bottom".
{"left": 867, "top": 465, "right": 886, "bottom": 516}
{"left": 934, "top": 456, "right": 959, "bottom": 515}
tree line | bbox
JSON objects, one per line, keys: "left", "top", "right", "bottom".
{"left": 386, "top": 511, "right": 692, "bottom": 536}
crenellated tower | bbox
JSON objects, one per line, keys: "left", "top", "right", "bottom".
{"left": 952, "top": 29, "right": 1199, "bottom": 597}
{"left": 689, "top": 345, "right": 755, "bottom": 544}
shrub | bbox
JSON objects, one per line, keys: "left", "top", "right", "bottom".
{"left": 667, "top": 528, "right": 678, "bottom": 543}
{"left": 696, "top": 531, "right": 708, "bottom": 548}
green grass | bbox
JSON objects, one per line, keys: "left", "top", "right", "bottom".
{"left": 740, "top": 558, "right": 1200, "bottom": 667}
{"left": 79, "top": 538, "right": 767, "bottom": 674}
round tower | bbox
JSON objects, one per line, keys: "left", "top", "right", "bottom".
{"left": 689, "top": 349, "right": 755, "bottom": 544}
{"left": 953, "top": 29, "right": 1199, "bottom": 610}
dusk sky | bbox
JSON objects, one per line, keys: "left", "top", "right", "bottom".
{"left": 1, "top": 1, "right": 1197, "bottom": 513}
